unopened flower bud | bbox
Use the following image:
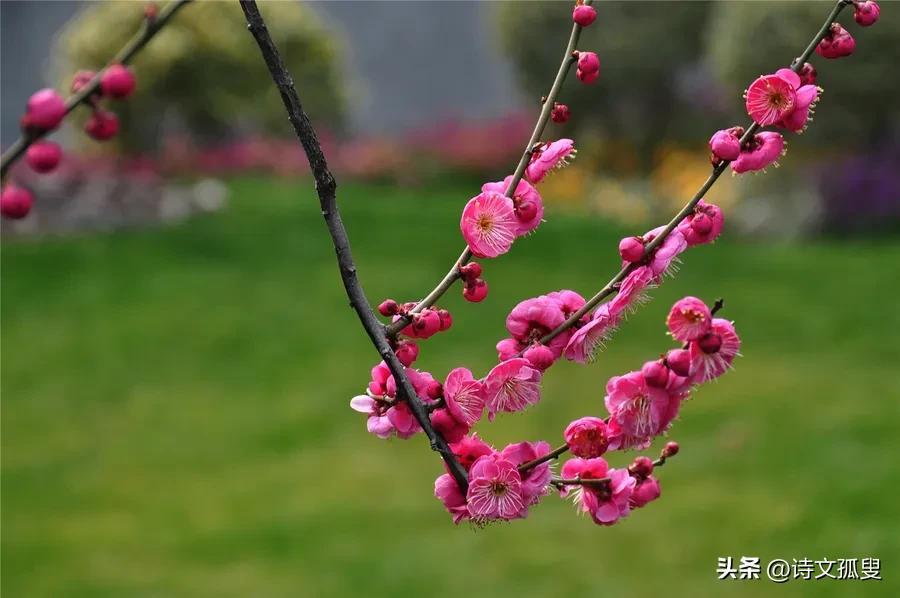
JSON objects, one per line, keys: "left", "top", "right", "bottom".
{"left": 641, "top": 359, "right": 670, "bottom": 388}
{"left": 816, "top": 23, "right": 855, "bottom": 59}
{"left": 551, "top": 102, "right": 570, "bottom": 124}
{"left": 698, "top": 332, "right": 723, "bottom": 354}
{"left": 430, "top": 408, "right": 468, "bottom": 444}
{"left": 854, "top": 1, "right": 880, "bottom": 27}
{"left": 629, "top": 455, "right": 654, "bottom": 478}
{"left": 25, "top": 89, "right": 66, "bottom": 131}
{"left": 797, "top": 62, "right": 817, "bottom": 86}
{"left": 618, "top": 236, "right": 645, "bottom": 263}
{"left": 437, "top": 308, "right": 453, "bottom": 331}
{"left": 463, "top": 278, "right": 488, "bottom": 303}
{"left": 709, "top": 128, "right": 742, "bottom": 162}
{"left": 26, "top": 141, "right": 62, "bottom": 174}
{"left": 378, "top": 299, "right": 399, "bottom": 316}
{"left": 459, "top": 261, "right": 482, "bottom": 281}
{"left": 100, "top": 64, "right": 136, "bottom": 99}
{"left": 426, "top": 380, "right": 444, "bottom": 400}
{"left": 665, "top": 348, "right": 692, "bottom": 377}
{"left": 576, "top": 51, "right": 600, "bottom": 75}
{"left": 523, "top": 343, "right": 555, "bottom": 371}
{"left": 690, "top": 212, "right": 713, "bottom": 235}
{"left": 572, "top": 4, "right": 597, "bottom": 28}
{"left": 662, "top": 441, "right": 680, "bottom": 458}
{"left": 395, "top": 340, "right": 419, "bottom": 366}
{"left": 516, "top": 198, "right": 539, "bottom": 223}
{"left": 144, "top": 2, "right": 159, "bottom": 21}
{"left": 1, "top": 185, "right": 34, "bottom": 220}
{"left": 84, "top": 109, "right": 119, "bottom": 141}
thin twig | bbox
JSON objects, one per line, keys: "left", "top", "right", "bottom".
{"left": 384, "top": 0, "right": 594, "bottom": 338}
{"left": 550, "top": 453, "right": 671, "bottom": 489}
{"left": 535, "top": 0, "right": 850, "bottom": 348}
{"left": 0, "top": 0, "right": 193, "bottom": 179}
{"left": 518, "top": 443, "right": 568, "bottom": 473}
{"left": 238, "top": 0, "right": 469, "bottom": 491}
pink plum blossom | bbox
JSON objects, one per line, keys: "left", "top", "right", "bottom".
{"left": 100, "top": 64, "right": 137, "bottom": 99}
{"left": 350, "top": 395, "right": 394, "bottom": 439}
{"left": 430, "top": 408, "right": 469, "bottom": 444}
{"left": 689, "top": 317, "right": 741, "bottom": 382}
{"left": 560, "top": 458, "right": 635, "bottom": 525}
{"left": 564, "top": 417, "right": 610, "bottom": 458}
{"left": 434, "top": 473, "right": 469, "bottom": 524}
{"left": 587, "top": 468, "right": 636, "bottom": 525}
{"left": 629, "top": 475, "right": 661, "bottom": 508}
{"left": 665, "top": 348, "right": 693, "bottom": 378}
{"left": 854, "top": 1, "right": 880, "bottom": 27}
{"left": 608, "top": 266, "right": 654, "bottom": 318}
{"left": 559, "top": 457, "right": 609, "bottom": 499}
{"left": 443, "top": 367, "right": 486, "bottom": 426}
{"left": 523, "top": 344, "right": 556, "bottom": 371}
{"left": 466, "top": 454, "right": 526, "bottom": 522}
{"left": 745, "top": 73, "right": 797, "bottom": 126}
{"left": 731, "top": 131, "right": 785, "bottom": 174}
{"left": 637, "top": 225, "right": 688, "bottom": 279}
{"left": 564, "top": 303, "right": 617, "bottom": 363}
{"left": 666, "top": 296, "right": 712, "bottom": 342}
{"left": 618, "top": 236, "right": 645, "bottom": 263}
{"left": 501, "top": 441, "right": 553, "bottom": 507}
{"left": 677, "top": 200, "right": 724, "bottom": 246}
{"left": 768, "top": 68, "right": 821, "bottom": 133}
{"left": 460, "top": 190, "right": 517, "bottom": 258}
{"left": 24, "top": 89, "right": 66, "bottom": 131}
{"left": 483, "top": 358, "right": 542, "bottom": 420}
{"left": 450, "top": 434, "right": 494, "bottom": 471}
{"left": 1, "top": 185, "right": 34, "bottom": 220}
{"left": 525, "top": 139, "right": 576, "bottom": 183}
{"left": 816, "top": 23, "right": 855, "bottom": 59}
{"left": 605, "top": 371, "right": 681, "bottom": 450}
{"left": 572, "top": 4, "right": 597, "bottom": 27}
{"left": 709, "top": 127, "right": 743, "bottom": 162}
{"left": 481, "top": 176, "right": 544, "bottom": 236}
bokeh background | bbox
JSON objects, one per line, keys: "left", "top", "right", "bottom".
{"left": 2, "top": 1, "right": 899, "bottom": 596}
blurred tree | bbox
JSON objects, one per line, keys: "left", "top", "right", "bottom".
{"left": 706, "top": 0, "right": 900, "bottom": 148}
{"left": 54, "top": 1, "right": 345, "bottom": 152}
{"left": 496, "top": 1, "right": 715, "bottom": 172}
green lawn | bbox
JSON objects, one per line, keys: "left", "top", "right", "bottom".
{"left": 3, "top": 178, "right": 899, "bottom": 597}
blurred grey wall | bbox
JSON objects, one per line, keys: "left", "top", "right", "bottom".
{"left": 1, "top": 1, "right": 81, "bottom": 147}
{"left": 1, "top": 0, "right": 525, "bottom": 146}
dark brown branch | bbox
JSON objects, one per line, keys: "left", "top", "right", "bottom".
{"left": 0, "top": 0, "right": 193, "bottom": 179}
{"left": 238, "top": 0, "right": 469, "bottom": 491}
{"left": 518, "top": 443, "right": 568, "bottom": 473}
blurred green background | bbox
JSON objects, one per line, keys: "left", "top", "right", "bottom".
{"left": 3, "top": 0, "right": 900, "bottom": 596}
{"left": 3, "top": 178, "right": 899, "bottom": 596}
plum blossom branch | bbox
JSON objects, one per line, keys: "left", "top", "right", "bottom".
{"left": 550, "top": 444, "right": 677, "bottom": 489}
{"left": 0, "top": 0, "right": 193, "bottom": 179}
{"left": 237, "top": 0, "right": 469, "bottom": 491}
{"left": 384, "top": 0, "right": 594, "bottom": 338}
{"left": 518, "top": 443, "right": 568, "bottom": 473}
{"left": 535, "top": 0, "right": 852, "bottom": 349}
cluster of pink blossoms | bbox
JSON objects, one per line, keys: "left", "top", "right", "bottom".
{"left": 345, "top": 0, "right": 874, "bottom": 529}
{"left": 1, "top": 63, "right": 138, "bottom": 220}
{"left": 708, "top": 0, "right": 879, "bottom": 174}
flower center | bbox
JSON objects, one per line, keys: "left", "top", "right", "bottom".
{"left": 476, "top": 214, "right": 495, "bottom": 233}
{"left": 683, "top": 308, "right": 705, "bottom": 323}
{"left": 767, "top": 90, "right": 792, "bottom": 110}
{"left": 489, "top": 481, "right": 509, "bottom": 497}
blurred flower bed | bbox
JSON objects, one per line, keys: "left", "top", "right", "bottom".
{"left": 1, "top": 113, "right": 531, "bottom": 236}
